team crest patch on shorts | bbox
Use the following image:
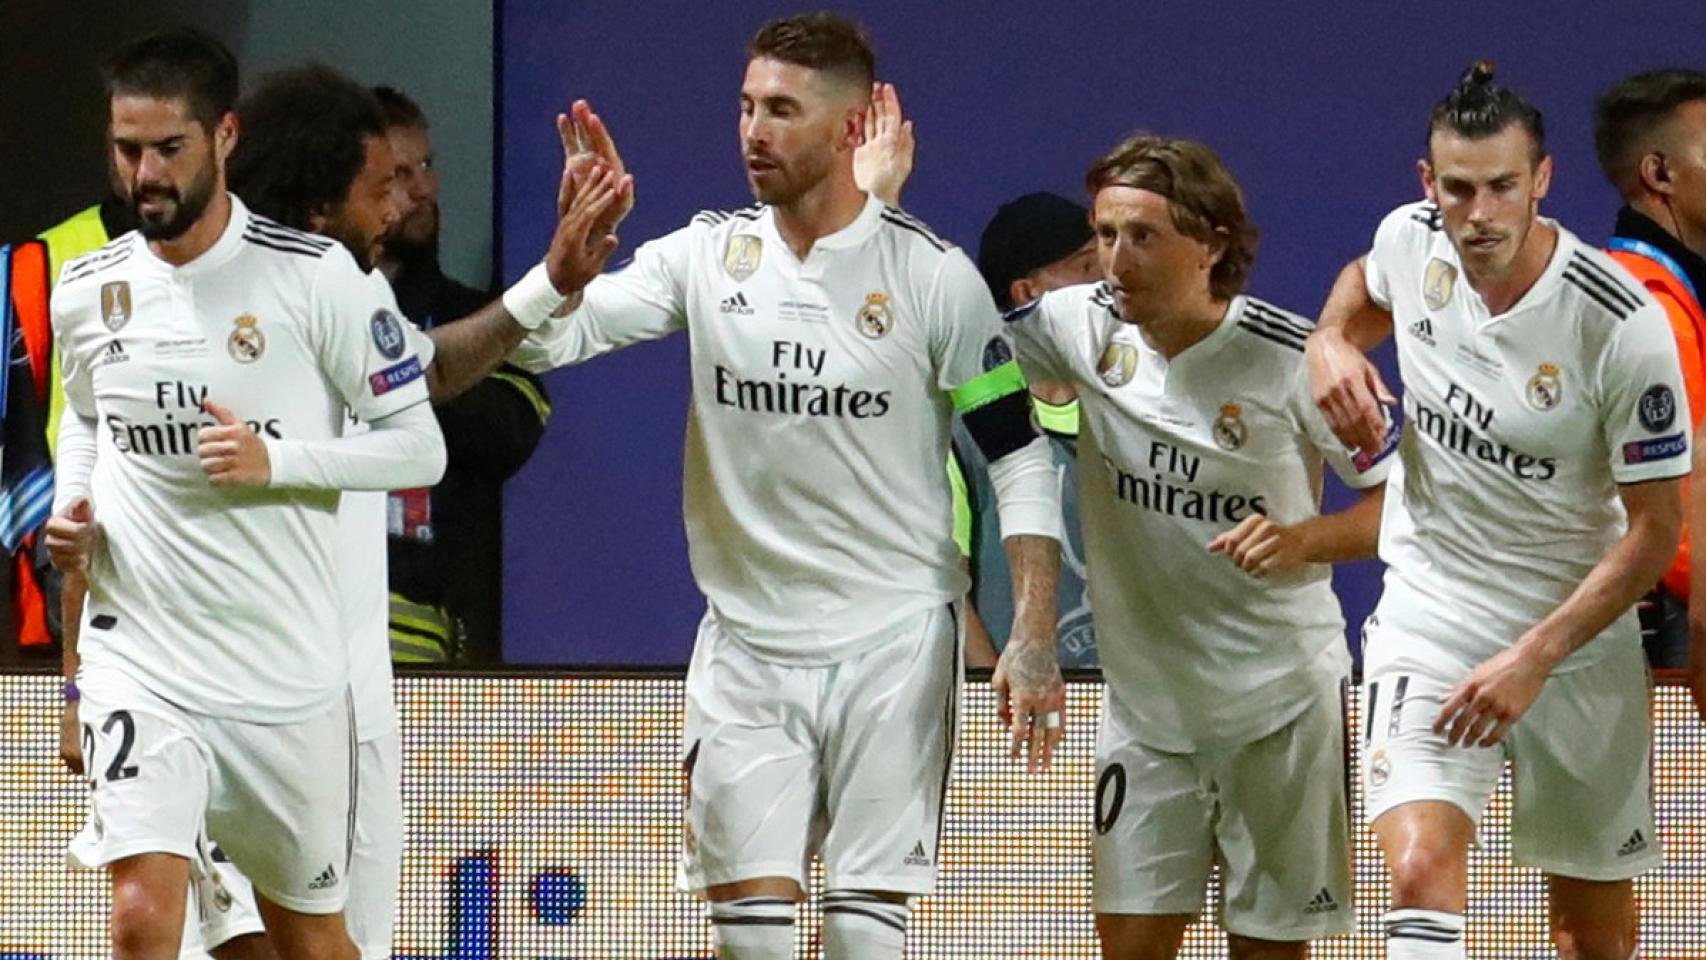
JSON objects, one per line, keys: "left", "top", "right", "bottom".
{"left": 228, "top": 314, "right": 266, "bottom": 363}
{"left": 857, "top": 292, "right": 893, "bottom": 339}
{"left": 1525, "top": 362, "right": 1561, "bottom": 411}
{"left": 1367, "top": 748, "right": 1391, "bottom": 790}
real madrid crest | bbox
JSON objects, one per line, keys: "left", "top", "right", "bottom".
{"left": 228, "top": 314, "right": 266, "bottom": 363}
{"left": 1368, "top": 748, "right": 1391, "bottom": 790}
{"left": 1213, "top": 402, "right": 1248, "bottom": 451}
{"left": 100, "top": 281, "right": 132, "bottom": 332}
{"left": 722, "top": 234, "right": 762, "bottom": 282}
{"left": 856, "top": 292, "right": 892, "bottom": 339}
{"left": 1423, "top": 257, "right": 1457, "bottom": 311}
{"left": 1526, "top": 361, "right": 1561, "bottom": 411}
{"left": 1097, "top": 341, "right": 1137, "bottom": 388}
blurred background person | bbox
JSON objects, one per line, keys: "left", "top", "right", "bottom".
{"left": 374, "top": 85, "right": 551, "bottom": 663}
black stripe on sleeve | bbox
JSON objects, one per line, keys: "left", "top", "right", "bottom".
{"left": 1569, "top": 254, "right": 1643, "bottom": 311}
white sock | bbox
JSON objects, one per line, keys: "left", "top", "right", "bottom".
{"left": 822, "top": 890, "right": 908, "bottom": 959}
{"left": 709, "top": 897, "right": 796, "bottom": 960}
{"left": 1384, "top": 908, "right": 1466, "bottom": 959}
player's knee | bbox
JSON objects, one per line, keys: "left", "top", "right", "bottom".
{"left": 1227, "top": 934, "right": 1308, "bottom": 960}
{"left": 1386, "top": 841, "right": 1463, "bottom": 908}
{"left": 1094, "top": 913, "right": 1191, "bottom": 960}
{"left": 1550, "top": 910, "right": 1637, "bottom": 960}
{"left": 109, "top": 879, "right": 179, "bottom": 959}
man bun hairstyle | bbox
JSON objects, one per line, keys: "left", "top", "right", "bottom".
{"left": 1428, "top": 60, "right": 1546, "bottom": 162}
{"left": 1085, "top": 133, "right": 1258, "bottom": 301}
{"left": 746, "top": 11, "right": 876, "bottom": 94}
{"left": 1594, "top": 68, "right": 1706, "bottom": 199}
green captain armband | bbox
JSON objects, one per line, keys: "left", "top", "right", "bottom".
{"left": 948, "top": 360, "right": 1027, "bottom": 414}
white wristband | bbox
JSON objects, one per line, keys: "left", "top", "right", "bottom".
{"left": 501, "top": 262, "right": 566, "bottom": 331}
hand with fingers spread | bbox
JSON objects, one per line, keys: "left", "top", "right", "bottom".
{"left": 45, "top": 497, "right": 100, "bottom": 580}
{"left": 1207, "top": 514, "right": 1309, "bottom": 579}
{"left": 853, "top": 82, "right": 915, "bottom": 206}
{"left": 198, "top": 401, "right": 271, "bottom": 487}
{"left": 557, "top": 99, "right": 634, "bottom": 229}
{"left": 992, "top": 633, "right": 1067, "bottom": 773}
{"left": 1305, "top": 328, "right": 1394, "bottom": 456}
{"left": 545, "top": 164, "right": 628, "bottom": 297}
{"left": 1434, "top": 645, "right": 1550, "bottom": 748}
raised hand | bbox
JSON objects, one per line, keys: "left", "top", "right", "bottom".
{"left": 557, "top": 99, "right": 634, "bottom": 231}
{"left": 853, "top": 82, "right": 915, "bottom": 206}
{"left": 545, "top": 165, "right": 627, "bottom": 296}
{"left": 199, "top": 402, "right": 271, "bottom": 487}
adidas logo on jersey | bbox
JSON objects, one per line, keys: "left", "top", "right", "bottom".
{"left": 719, "top": 292, "right": 755, "bottom": 316}
{"left": 100, "top": 339, "right": 130, "bottom": 367}
{"left": 1408, "top": 317, "right": 1436, "bottom": 346}
{"left": 904, "top": 841, "right": 932, "bottom": 867}
{"left": 1618, "top": 829, "right": 1649, "bottom": 857}
{"left": 1303, "top": 887, "right": 1339, "bottom": 915}
{"left": 307, "top": 863, "right": 340, "bottom": 890}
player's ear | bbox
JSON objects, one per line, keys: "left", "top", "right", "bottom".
{"left": 1531, "top": 153, "right": 1554, "bottom": 202}
{"left": 1009, "top": 276, "right": 1037, "bottom": 308}
{"left": 212, "top": 111, "right": 239, "bottom": 165}
{"left": 1417, "top": 158, "right": 1438, "bottom": 204}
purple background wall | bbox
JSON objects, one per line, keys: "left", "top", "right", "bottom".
{"left": 498, "top": 0, "right": 1706, "bottom": 665}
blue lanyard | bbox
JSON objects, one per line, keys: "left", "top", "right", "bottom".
{"left": 1609, "top": 235, "right": 1700, "bottom": 304}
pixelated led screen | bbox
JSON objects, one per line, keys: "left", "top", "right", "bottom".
{"left": 4, "top": 672, "right": 1705, "bottom": 957}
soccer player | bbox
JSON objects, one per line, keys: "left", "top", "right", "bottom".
{"left": 511, "top": 12, "right": 1065, "bottom": 958}
{"left": 46, "top": 28, "right": 446, "bottom": 960}
{"left": 1592, "top": 69, "right": 1706, "bottom": 714}
{"left": 1306, "top": 63, "right": 1686, "bottom": 959}
{"left": 1003, "top": 133, "right": 1390, "bottom": 959}
{"left": 52, "top": 63, "right": 624, "bottom": 960}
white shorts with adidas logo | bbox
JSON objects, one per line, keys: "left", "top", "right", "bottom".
{"left": 1091, "top": 666, "right": 1355, "bottom": 941}
{"left": 678, "top": 603, "right": 960, "bottom": 896}
{"left": 69, "top": 663, "right": 356, "bottom": 915}
{"left": 1360, "top": 619, "right": 1659, "bottom": 881}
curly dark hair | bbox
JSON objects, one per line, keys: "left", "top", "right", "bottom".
{"left": 1428, "top": 60, "right": 1546, "bottom": 164}
{"left": 746, "top": 11, "right": 875, "bottom": 92}
{"left": 106, "top": 27, "right": 239, "bottom": 130}
{"left": 227, "top": 64, "right": 386, "bottom": 230}
{"left": 1085, "top": 133, "right": 1259, "bottom": 302}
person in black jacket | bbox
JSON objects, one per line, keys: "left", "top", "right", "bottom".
{"left": 374, "top": 85, "right": 551, "bottom": 663}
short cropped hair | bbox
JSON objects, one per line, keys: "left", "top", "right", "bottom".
{"left": 105, "top": 27, "right": 240, "bottom": 130}
{"left": 1085, "top": 133, "right": 1258, "bottom": 301}
{"left": 228, "top": 65, "right": 386, "bottom": 230}
{"left": 746, "top": 11, "right": 875, "bottom": 94}
{"left": 373, "top": 85, "right": 428, "bottom": 132}
{"left": 1428, "top": 60, "right": 1546, "bottom": 164}
{"left": 1594, "top": 69, "right": 1706, "bottom": 199}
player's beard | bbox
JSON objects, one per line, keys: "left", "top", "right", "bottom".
{"left": 322, "top": 214, "right": 380, "bottom": 273}
{"left": 130, "top": 153, "right": 218, "bottom": 242}
{"left": 387, "top": 199, "right": 439, "bottom": 258}
{"left": 745, "top": 148, "right": 832, "bottom": 208}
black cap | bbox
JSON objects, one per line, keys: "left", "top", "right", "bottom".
{"left": 976, "top": 192, "right": 1093, "bottom": 309}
